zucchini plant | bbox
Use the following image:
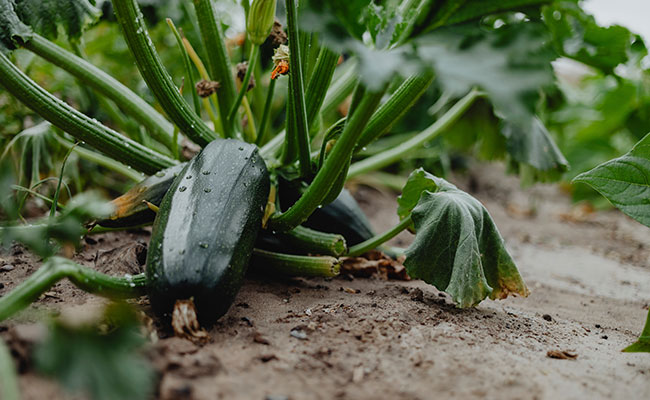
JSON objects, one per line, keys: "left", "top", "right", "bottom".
{"left": 0, "top": 0, "right": 618, "bottom": 327}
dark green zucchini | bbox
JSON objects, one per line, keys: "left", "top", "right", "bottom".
{"left": 146, "top": 139, "right": 269, "bottom": 324}
{"left": 98, "top": 163, "right": 187, "bottom": 228}
{"left": 279, "top": 181, "right": 375, "bottom": 246}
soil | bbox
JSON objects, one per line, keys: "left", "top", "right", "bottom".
{"left": 1, "top": 163, "right": 649, "bottom": 400}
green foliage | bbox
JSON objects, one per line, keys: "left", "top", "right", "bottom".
{"left": 34, "top": 303, "right": 154, "bottom": 400}
{"left": 623, "top": 309, "right": 650, "bottom": 353}
{"left": 14, "top": 0, "right": 100, "bottom": 42}
{"left": 398, "top": 168, "right": 529, "bottom": 307}
{"left": 573, "top": 132, "right": 650, "bottom": 228}
{"left": 542, "top": 1, "right": 632, "bottom": 73}
{"left": 0, "top": 0, "right": 31, "bottom": 53}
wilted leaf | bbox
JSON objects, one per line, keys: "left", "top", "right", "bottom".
{"left": 573, "top": 132, "right": 650, "bottom": 227}
{"left": 400, "top": 168, "right": 529, "bottom": 307}
{"left": 34, "top": 303, "right": 154, "bottom": 400}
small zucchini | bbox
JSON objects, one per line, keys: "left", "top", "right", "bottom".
{"left": 146, "top": 139, "right": 269, "bottom": 324}
{"left": 98, "top": 163, "right": 187, "bottom": 228}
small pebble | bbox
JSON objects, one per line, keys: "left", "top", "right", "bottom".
{"left": 1, "top": 265, "right": 15, "bottom": 272}
{"left": 290, "top": 329, "right": 308, "bottom": 340}
{"left": 601, "top": 335, "right": 608, "bottom": 340}
{"left": 542, "top": 314, "right": 553, "bottom": 322}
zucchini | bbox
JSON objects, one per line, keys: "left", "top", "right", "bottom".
{"left": 304, "top": 189, "right": 375, "bottom": 246}
{"left": 98, "top": 163, "right": 187, "bottom": 228}
{"left": 146, "top": 139, "right": 269, "bottom": 324}
{"left": 279, "top": 181, "right": 375, "bottom": 246}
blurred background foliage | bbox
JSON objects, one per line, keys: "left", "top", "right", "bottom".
{"left": 1, "top": 0, "right": 649, "bottom": 215}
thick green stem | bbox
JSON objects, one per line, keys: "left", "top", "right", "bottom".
{"left": 112, "top": 0, "right": 217, "bottom": 147}
{"left": 53, "top": 134, "right": 144, "bottom": 181}
{"left": 256, "top": 77, "right": 277, "bottom": 146}
{"left": 321, "top": 60, "right": 357, "bottom": 116}
{"left": 229, "top": 45, "right": 259, "bottom": 129}
{"left": 269, "top": 88, "right": 385, "bottom": 231}
{"left": 0, "top": 337, "right": 20, "bottom": 400}
{"left": 356, "top": 71, "right": 434, "bottom": 151}
{"left": 22, "top": 34, "right": 175, "bottom": 149}
{"left": 251, "top": 248, "right": 340, "bottom": 277}
{"left": 0, "top": 257, "right": 146, "bottom": 322}
{"left": 348, "top": 89, "right": 480, "bottom": 178}
{"left": 305, "top": 46, "right": 339, "bottom": 127}
{"left": 193, "top": 0, "right": 237, "bottom": 138}
{"left": 0, "top": 52, "right": 175, "bottom": 175}
{"left": 347, "top": 215, "right": 412, "bottom": 257}
{"left": 285, "top": 0, "right": 311, "bottom": 177}
{"left": 261, "top": 226, "right": 347, "bottom": 257}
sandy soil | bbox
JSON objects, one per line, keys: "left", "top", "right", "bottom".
{"left": 1, "top": 163, "right": 649, "bottom": 400}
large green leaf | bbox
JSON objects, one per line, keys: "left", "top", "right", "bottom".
{"left": 623, "top": 309, "right": 650, "bottom": 353}
{"left": 542, "top": 1, "right": 631, "bottom": 73}
{"left": 0, "top": 0, "right": 32, "bottom": 53}
{"left": 416, "top": 22, "right": 555, "bottom": 128}
{"left": 573, "top": 132, "right": 650, "bottom": 227}
{"left": 399, "top": 169, "right": 529, "bottom": 307}
{"left": 14, "top": 0, "right": 100, "bottom": 42}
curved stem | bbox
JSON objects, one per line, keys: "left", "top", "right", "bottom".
{"left": 268, "top": 88, "right": 385, "bottom": 231}
{"left": 348, "top": 89, "right": 480, "bottom": 178}
{"left": 112, "top": 0, "right": 217, "bottom": 146}
{"left": 347, "top": 215, "right": 412, "bottom": 257}
{"left": 256, "top": 77, "right": 277, "bottom": 146}
{"left": 0, "top": 52, "right": 175, "bottom": 175}
{"left": 0, "top": 257, "right": 146, "bottom": 322}
{"left": 193, "top": 0, "right": 237, "bottom": 138}
{"left": 285, "top": 0, "right": 311, "bottom": 176}
{"left": 251, "top": 248, "right": 340, "bottom": 277}
{"left": 229, "top": 45, "right": 259, "bottom": 127}
{"left": 21, "top": 34, "right": 175, "bottom": 150}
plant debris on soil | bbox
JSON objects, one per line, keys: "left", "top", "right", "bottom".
{"left": 1, "top": 164, "right": 649, "bottom": 400}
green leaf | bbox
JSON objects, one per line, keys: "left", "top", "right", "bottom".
{"left": 573, "top": 132, "right": 650, "bottom": 228}
{"left": 501, "top": 117, "right": 569, "bottom": 176}
{"left": 416, "top": 21, "right": 555, "bottom": 128}
{"left": 400, "top": 168, "right": 529, "bottom": 307}
{"left": 542, "top": 1, "right": 631, "bottom": 73}
{"left": 623, "top": 309, "right": 650, "bottom": 353}
{"left": 0, "top": 0, "right": 32, "bottom": 53}
{"left": 35, "top": 303, "right": 154, "bottom": 400}
{"left": 396, "top": 168, "right": 448, "bottom": 220}
{"left": 14, "top": 0, "right": 100, "bottom": 42}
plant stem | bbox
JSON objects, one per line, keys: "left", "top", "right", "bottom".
{"left": 285, "top": 0, "right": 311, "bottom": 177}
{"left": 0, "top": 337, "right": 20, "bottom": 400}
{"left": 321, "top": 60, "right": 357, "bottom": 116}
{"left": 112, "top": 0, "right": 217, "bottom": 147}
{"left": 356, "top": 71, "right": 434, "bottom": 151}
{"left": 53, "top": 134, "right": 144, "bottom": 181}
{"left": 0, "top": 52, "right": 175, "bottom": 175}
{"left": 250, "top": 249, "right": 340, "bottom": 277}
{"left": 347, "top": 215, "right": 412, "bottom": 257}
{"left": 193, "top": 0, "right": 237, "bottom": 138}
{"left": 181, "top": 36, "right": 223, "bottom": 134}
{"left": 22, "top": 34, "right": 175, "bottom": 149}
{"left": 269, "top": 88, "right": 385, "bottom": 231}
{"left": 259, "top": 226, "right": 347, "bottom": 257}
{"left": 348, "top": 89, "right": 480, "bottom": 178}
{"left": 166, "top": 19, "right": 202, "bottom": 117}
{"left": 50, "top": 144, "right": 77, "bottom": 219}
{"left": 305, "top": 46, "right": 339, "bottom": 127}
{"left": 229, "top": 45, "right": 259, "bottom": 127}
{"left": 0, "top": 257, "right": 146, "bottom": 322}
{"left": 256, "top": 77, "right": 277, "bottom": 146}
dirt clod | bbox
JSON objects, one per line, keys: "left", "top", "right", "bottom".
{"left": 547, "top": 350, "right": 578, "bottom": 360}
